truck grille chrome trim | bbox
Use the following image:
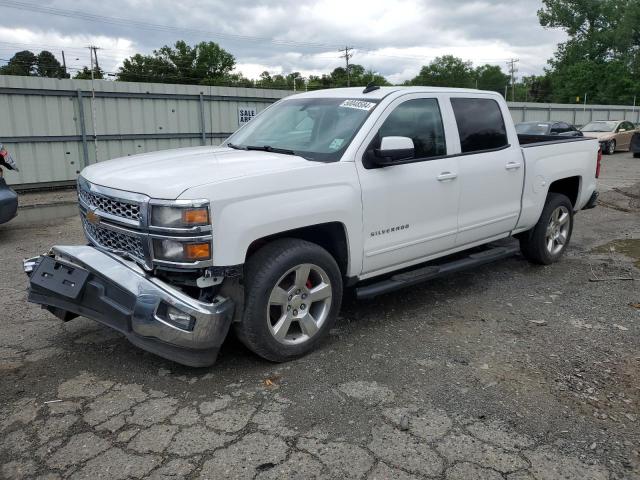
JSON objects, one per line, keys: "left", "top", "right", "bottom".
{"left": 78, "top": 187, "right": 141, "bottom": 222}
{"left": 77, "top": 177, "right": 213, "bottom": 270}
{"left": 81, "top": 216, "right": 146, "bottom": 263}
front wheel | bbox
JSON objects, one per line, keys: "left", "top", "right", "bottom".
{"left": 519, "top": 193, "right": 574, "bottom": 265}
{"left": 606, "top": 140, "right": 616, "bottom": 155}
{"left": 235, "top": 238, "right": 343, "bottom": 362}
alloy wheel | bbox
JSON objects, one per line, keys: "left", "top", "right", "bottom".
{"left": 545, "top": 205, "right": 570, "bottom": 255}
{"left": 266, "top": 263, "right": 333, "bottom": 345}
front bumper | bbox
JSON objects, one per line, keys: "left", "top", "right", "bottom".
{"left": 24, "top": 245, "right": 234, "bottom": 367}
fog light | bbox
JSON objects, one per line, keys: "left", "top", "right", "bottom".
{"left": 156, "top": 302, "right": 195, "bottom": 331}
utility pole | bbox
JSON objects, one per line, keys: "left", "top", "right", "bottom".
{"left": 506, "top": 58, "right": 519, "bottom": 102}
{"left": 339, "top": 46, "right": 354, "bottom": 87}
{"left": 92, "top": 46, "right": 100, "bottom": 70}
{"left": 61, "top": 50, "right": 67, "bottom": 78}
{"left": 88, "top": 45, "right": 100, "bottom": 163}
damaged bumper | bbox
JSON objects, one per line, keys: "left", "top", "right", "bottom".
{"left": 24, "top": 245, "right": 234, "bottom": 367}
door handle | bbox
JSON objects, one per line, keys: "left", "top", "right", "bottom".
{"left": 505, "top": 162, "right": 522, "bottom": 170}
{"left": 437, "top": 172, "right": 458, "bottom": 181}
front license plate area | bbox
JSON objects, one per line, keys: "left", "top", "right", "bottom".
{"left": 30, "top": 256, "right": 90, "bottom": 300}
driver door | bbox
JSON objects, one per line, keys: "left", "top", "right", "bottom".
{"left": 356, "top": 94, "right": 460, "bottom": 275}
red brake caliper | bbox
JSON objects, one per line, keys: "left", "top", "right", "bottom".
{"left": 306, "top": 279, "right": 313, "bottom": 289}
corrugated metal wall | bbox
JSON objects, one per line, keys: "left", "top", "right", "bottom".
{"left": 2, "top": 75, "right": 639, "bottom": 188}
{"left": 508, "top": 101, "right": 640, "bottom": 126}
{"left": 0, "top": 76, "right": 291, "bottom": 188}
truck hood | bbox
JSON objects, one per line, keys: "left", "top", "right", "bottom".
{"left": 81, "top": 146, "right": 318, "bottom": 199}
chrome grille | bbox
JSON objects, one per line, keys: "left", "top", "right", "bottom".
{"left": 82, "top": 216, "right": 145, "bottom": 260}
{"left": 78, "top": 188, "right": 141, "bottom": 222}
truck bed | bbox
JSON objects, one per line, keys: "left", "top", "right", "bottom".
{"left": 518, "top": 134, "right": 591, "bottom": 147}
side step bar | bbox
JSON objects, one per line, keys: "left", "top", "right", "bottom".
{"left": 356, "top": 244, "right": 521, "bottom": 300}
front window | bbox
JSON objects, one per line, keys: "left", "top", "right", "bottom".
{"left": 377, "top": 98, "right": 447, "bottom": 159}
{"left": 225, "top": 97, "right": 380, "bottom": 162}
{"left": 581, "top": 121, "right": 617, "bottom": 132}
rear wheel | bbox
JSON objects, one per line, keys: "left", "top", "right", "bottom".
{"left": 235, "top": 238, "right": 342, "bottom": 362}
{"left": 520, "top": 193, "right": 573, "bottom": 265}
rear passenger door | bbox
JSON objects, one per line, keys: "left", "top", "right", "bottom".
{"left": 449, "top": 96, "right": 525, "bottom": 246}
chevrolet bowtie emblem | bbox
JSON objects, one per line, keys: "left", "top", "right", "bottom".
{"left": 86, "top": 208, "right": 101, "bottom": 226}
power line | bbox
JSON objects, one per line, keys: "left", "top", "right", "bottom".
{"left": 0, "top": 2, "right": 520, "bottom": 68}
{"left": 0, "top": 0, "right": 347, "bottom": 51}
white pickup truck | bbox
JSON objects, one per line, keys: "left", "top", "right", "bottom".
{"left": 24, "top": 86, "right": 601, "bottom": 367}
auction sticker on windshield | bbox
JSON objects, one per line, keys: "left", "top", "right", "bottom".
{"left": 339, "top": 100, "right": 376, "bottom": 111}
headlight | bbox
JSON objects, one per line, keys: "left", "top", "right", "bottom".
{"left": 153, "top": 239, "right": 211, "bottom": 262}
{"left": 151, "top": 205, "right": 210, "bottom": 228}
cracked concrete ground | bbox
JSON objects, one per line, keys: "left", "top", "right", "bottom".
{"left": 1, "top": 153, "right": 639, "bottom": 479}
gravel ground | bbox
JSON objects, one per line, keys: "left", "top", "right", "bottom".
{"left": 0, "top": 153, "right": 639, "bottom": 480}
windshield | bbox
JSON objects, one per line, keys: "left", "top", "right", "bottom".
{"left": 225, "top": 97, "right": 379, "bottom": 162}
{"left": 581, "top": 121, "right": 617, "bottom": 132}
{"left": 515, "top": 123, "right": 550, "bottom": 135}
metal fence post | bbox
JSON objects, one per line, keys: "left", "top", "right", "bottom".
{"left": 199, "top": 93, "right": 206, "bottom": 146}
{"left": 76, "top": 89, "right": 89, "bottom": 169}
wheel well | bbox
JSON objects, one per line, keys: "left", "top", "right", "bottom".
{"left": 246, "top": 222, "right": 349, "bottom": 275}
{"left": 548, "top": 176, "right": 580, "bottom": 208}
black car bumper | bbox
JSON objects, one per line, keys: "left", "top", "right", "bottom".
{"left": 0, "top": 177, "right": 18, "bottom": 224}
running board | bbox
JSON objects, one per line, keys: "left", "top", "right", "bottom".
{"left": 356, "top": 244, "right": 521, "bottom": 300}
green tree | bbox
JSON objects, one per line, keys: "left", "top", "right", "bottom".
{"left": 473, "top": 65, "right": 509, "bottom": 93}
{"left": 409, "top": 55, "right": 474, "bottom": 88}
{"left": 538, "top": 0, "right": 640, "bottom": 104}
{"left": 36, "top": 51, "right": 66, "bottom": 78}
{"left": 117, "top": 54, "right": 176, "bottom": 83}
{"left": 0, "top": 50, "right": 38, "bottom": 76}
{"left": 73, "top": 66, "right": 104, "bottom": 80}
{"left": 0, "top": 50, "right": 68, "bottom": 78}
{"left": 319, "top": 64, "right": 390, "bottom": 87}
{"left": 213, "top": 72, "right": 254, "bottom": 88}
{"left": 117, "top": 40, "right": 235, "bottom": 84}
{"left": 521, "top": 75, "right": 554, "bottom": 102}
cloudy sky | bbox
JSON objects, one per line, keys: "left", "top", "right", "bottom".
{"left": 0, "top": 0, "right": 566, "bottom": 83}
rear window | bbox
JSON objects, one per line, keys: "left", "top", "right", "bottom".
{"left": 515, "top": 123, "right": 549, "bottom": 135}
{"left": 451, "top": 98, "right": 509, "bottom": 153}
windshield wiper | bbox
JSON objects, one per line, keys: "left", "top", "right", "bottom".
{"left": 245, "top": 145, "right": 297, "bottom": 156}
{"left": 226, "top": 143, "right": 247, "bottom": 150}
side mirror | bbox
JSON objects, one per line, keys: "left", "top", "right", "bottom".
{"left": 371, "top": 136, "right": 414, "bottom": 166}
{"left": 618, "top": 128, "right": 626, "bottom": 132}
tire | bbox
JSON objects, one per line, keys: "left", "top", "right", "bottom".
{"left": 606, "top": 139, "right": 616, "bottom": 155}
{"left": 235, "top": 238, "right": 343, "bottom": 362}
{"left": 519, "top": 193, "right": 574, "bottom": 265}
{"left": 633, "top": 152, "right": 640, "bottom": 158}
